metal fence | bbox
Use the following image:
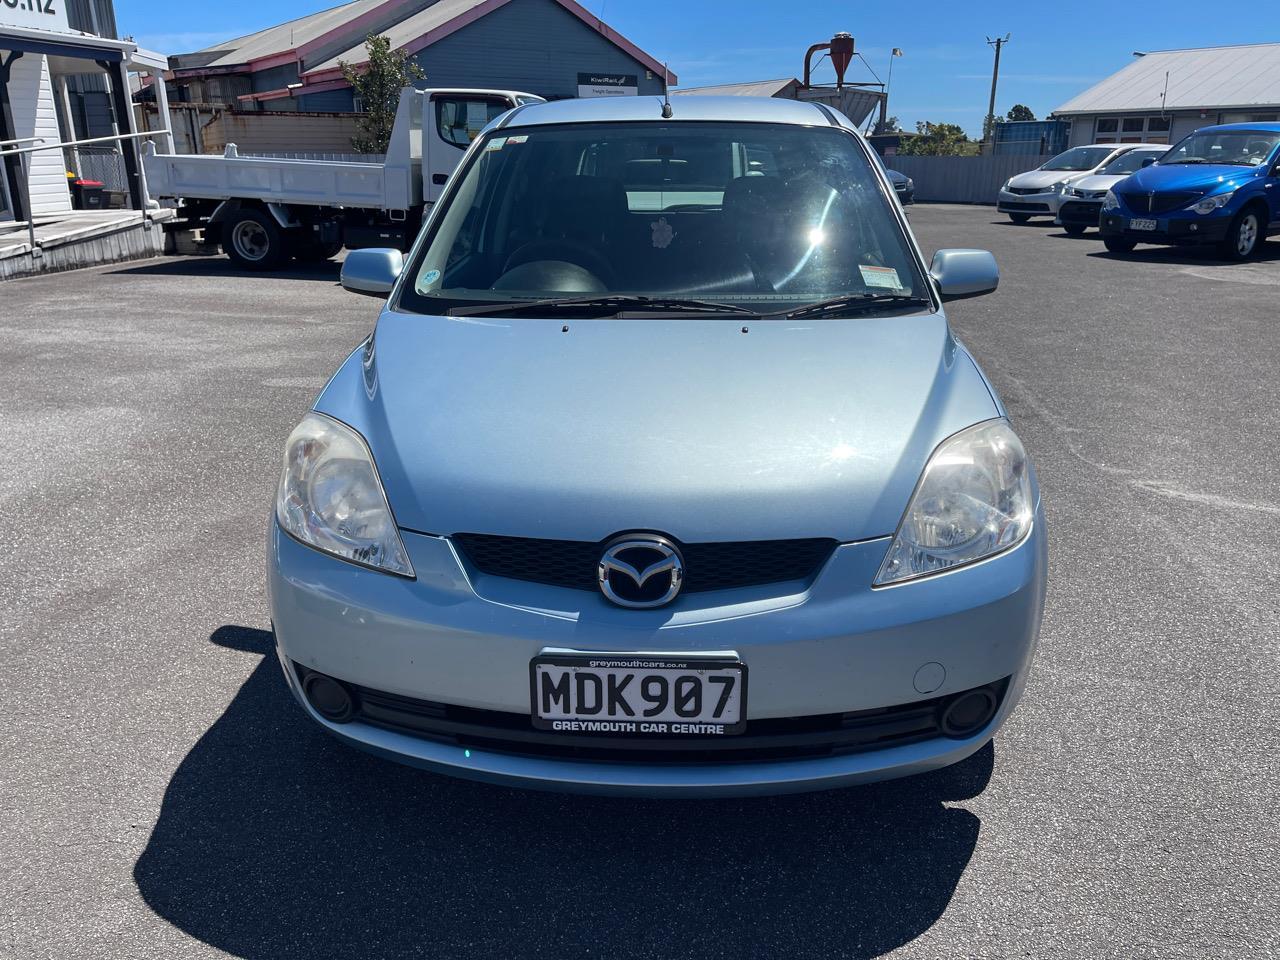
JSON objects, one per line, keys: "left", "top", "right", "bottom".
{"left": 72, "top": 147, "right": 130, "bottom": 193}
{"left": 889, "top": 154, "right": 1053, "bottom": 204}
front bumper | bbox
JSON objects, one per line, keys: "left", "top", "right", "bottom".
{"left": 269, "top": 507, "right": 1047, "bottom": 796}
{"left": 894, "top": 185, "right": 915, "bottom": 205}
{"left": 1099, "top": 211, "right": 1231, "bottom": 245}
{"left": 1057, "top": 199, "right": 1103, "bottom": 227}
{"left": 997, "top": 189, "right": 1062, "bottom": 216}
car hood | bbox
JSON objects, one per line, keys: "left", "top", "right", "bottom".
{"left": 316, "top": 310, "right": 1000, "bottom": 543}
{"left": 1069, "top": 172, "right": 1128, "bottom": 193}
{"left": 1007, "top": 169, "right": 1076, "bottom": 190}
{"left": 1120, "top": 163, "right": 1264, "bottom": 195}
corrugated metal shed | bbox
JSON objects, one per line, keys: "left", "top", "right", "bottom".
{"left": 673, "top": 79, "right": 797, "bottom": 98}
{"left": 1055, "top": 43, "right": 1280, "bottom": 115}
{"left": 310, "top": 0, "right": 505, "bottom": 72}
{"left": 190, "top": 0, "right": 383, "bottom": 68}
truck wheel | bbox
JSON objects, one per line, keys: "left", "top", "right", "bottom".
{"left": 1104, "top": 237, "right": 1136, "bottom": 254}
{"left": 291, "top": 239, "right": 344, "bottom": 263}
{"left": 223, "top": 209, "right": 286, "bottom": 269}
{"left": 1219, "top": 207, "right": 1263, "bottom": 261}
{"left": 1008, "top": 213, "right": 1031, "bottom": 224}
{"left": 1063, "top": 223, "right": 1087, "bottom": 236}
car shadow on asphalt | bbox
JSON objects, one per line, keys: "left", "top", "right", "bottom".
{"left": 134, "top": 626, "right": 993, "bottom": 959}
{"left": 108, "top": 257, "right": 344, "bottom": 283}
{"left": 1086, "top": 243, "right": 1280, "bottom": 264}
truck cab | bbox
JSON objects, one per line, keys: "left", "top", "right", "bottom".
{"left": 1098, "top": 122, "right": 1280, "bottom": 260}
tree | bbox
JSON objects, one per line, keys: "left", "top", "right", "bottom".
{"left": 899, "top": 121, "right": 970, "bottom": 156}
{"left": 874, "top": 115, "right": 902, "bottom": 135}
{"left": 1006, "top": 103, "right": 1036, "bottom": 122}
{"left": 341, "top": 34, "right": 425, "bottom": 154}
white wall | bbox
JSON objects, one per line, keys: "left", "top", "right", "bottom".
{"left": 7, "top": 53, "right": 73, "bottom": 217}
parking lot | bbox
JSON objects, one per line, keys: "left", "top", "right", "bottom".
{"left": 1, "top": 204, "right": 1277, "bottom": 959}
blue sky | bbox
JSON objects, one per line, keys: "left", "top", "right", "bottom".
{"left": 120, "top": 0, "right": 1278, "bottom": 138}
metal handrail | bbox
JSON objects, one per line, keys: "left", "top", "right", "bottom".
{"left": 0, "top": 136, "right": 46, "bottom": 148}
{"left": 0, "top": 129, "right": 171, "bottom": 158}
{"left": 2, "top": 129, "right": 171, "bottom": 256}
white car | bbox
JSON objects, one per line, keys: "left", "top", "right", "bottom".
{"left": 1055, "top": 145, "right": 1169, "bottom": 234}
{"left": 997, "top": 144, "right": 1137, "bottom": 223}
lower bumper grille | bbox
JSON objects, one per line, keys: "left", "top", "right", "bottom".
{"left": 1000, "top": 201, "right": 1051, "bottom": 212}
{"left": 295, "top": 662, "right": 1010, "bottom": 765}
{"left": 451, "top": 533, "right": 836, "bottom": 593}
{"left": 1058, "top": 200, "right": 1102, "bottom": 223}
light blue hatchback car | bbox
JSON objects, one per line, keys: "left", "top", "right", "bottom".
{"left": 269, "top": 95, "right": 1047, "bottom": 796}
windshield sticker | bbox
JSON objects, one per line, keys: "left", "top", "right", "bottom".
{"left": 651, "top": 217, "right": 676, "bottom": 249}
{"left": 421, "top": 269, "right": 441, "bottom": 288}
{"left": 485, "top": 137, "right": 507, "bottom": 152}
{"left": 506, "top": 134, "right": 529, "bottom": 145}
{"left": 859, "top": 265, "right": 903, "bottom": 290}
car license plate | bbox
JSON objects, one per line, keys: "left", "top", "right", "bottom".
{"left": 530, "top": 654, "right": 747, "bottom": 735}
{"left": 1129, "top": 218, "right": 1158, "bottom": 231}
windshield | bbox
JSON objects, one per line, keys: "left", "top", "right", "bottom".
{"left": 1042, "top": 146, "right": 1114, "bottom": 171}
{"left": 1163, "top": 130, "right": 1280, "bottom": 166}
{"left": 398, "top": 121, "right": 927, "bottom": 317}
{"left": 1099, "top": 149, "right": 1166, "bottom": 174}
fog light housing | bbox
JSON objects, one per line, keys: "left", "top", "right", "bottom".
{"left": 303, "top": 670, "right": 356, "bottom": 722}
{"left": 939, "top": 688, "right": 999, "bottom": 738}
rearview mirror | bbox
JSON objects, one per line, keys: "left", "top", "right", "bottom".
{"left": 929, "top": 249, "right": 999, "bottom": 301}
{"left": 340, "top": 248, "right": 404, "bottom": 298}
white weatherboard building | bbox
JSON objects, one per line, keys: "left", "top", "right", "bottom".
{"left": 1054, "top": 43, "right": 1280, "bottom": 148}
{"left": 0, "top": 0, "right": 171, "bottom": 221}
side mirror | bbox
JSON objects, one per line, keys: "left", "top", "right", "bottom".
{"left": 340, "top": 248, "right": 404, "bottom": 298}
{"left": 929, "top": 249, "right": 999, "bottom": 301}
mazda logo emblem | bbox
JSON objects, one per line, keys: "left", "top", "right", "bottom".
{"left": 598, "top": 535, "right": 684, "bottom": 608}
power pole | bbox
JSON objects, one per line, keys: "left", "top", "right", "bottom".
{"left": 984, "top": 34, "right": 1010, "bottom": 152}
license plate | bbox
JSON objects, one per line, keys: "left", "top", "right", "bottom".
{"left": 530, "top": 654, "right": 747, "bottom": 735}
{"left": 1129, "top": 218, "right": 1158, "bottom": 231}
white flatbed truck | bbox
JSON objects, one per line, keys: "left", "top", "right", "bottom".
{"left": 143, "top": 87, "right": 542, "bottom": 268}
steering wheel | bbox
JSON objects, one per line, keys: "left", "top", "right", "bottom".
{"left": 501, "top": 239, "right": 617, "bottom": 288}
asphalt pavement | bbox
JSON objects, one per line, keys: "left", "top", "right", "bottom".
{"left": 1, "top": 207, "right": 1277, "bottom": 959}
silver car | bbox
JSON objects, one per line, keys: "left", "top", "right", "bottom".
{"left": 270, "top": 95, "right": 1048, "bottom": 796}
{"left": 997, "top": 144, "right": 1137, "bottom": 223}
{"left": 1056, "top": 145, "right": 1169, "bottom": 234}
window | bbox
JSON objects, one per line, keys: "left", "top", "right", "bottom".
{"left": 435, "top": 97, "right": 511, "bottom": 149}
{"left": 400, "top": 120, "right": 926, "bottom": 316}
{"left": 1098, "top": 115, "right": 1173, "bottom": 144}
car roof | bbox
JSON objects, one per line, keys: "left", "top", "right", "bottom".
{"left": 500, "top": 95, "right": 849, "bottom": 130}
{"left": 1196, "top": 121, "right": 1280, "bottom": 133}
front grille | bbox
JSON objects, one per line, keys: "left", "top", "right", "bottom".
{"left": 318, "top": 668, "right": 1011, "bottom": 765}
{"left": 1117, "top": 190, "right": 1197, "bottom": 214}
{"left": 1000, "top": 201, "right": 1051, "bottom": 212}
{"left": 452, "top": 533, "right": 836, "bottom": 593}
{"left": 1058, "top": 200, "right": 1102, "bottom": 224}
{"left": 1007, "top": 186, "right": 1043, "bottom": 196}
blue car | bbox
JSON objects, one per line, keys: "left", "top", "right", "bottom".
{"left": 1099, "top": 122, "right": 1280, "bottom": 259}
{"left": 269, "top": 95, "right": 1047, "bottom": 796}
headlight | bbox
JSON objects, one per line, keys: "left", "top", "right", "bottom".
{"left": 1191, "top": 191, "right": 1234, "bottom": 215}
{"left": 1001, "top": 179, "right": 1012, "bottom": 192}
{"left": 275, "top": 412, "right": 414, "bottom": 577}
{"left": 1101, "top": 190, "right": 1119, "bottom": 212}
{"left": 905, "top": 178, "right": 914, "bottom": 190}
{"left": 874, "top": 420, "right": 1034, "bottom": 586}
{"left": 1061, "top": 184, "right": 1077, "bottom": 198}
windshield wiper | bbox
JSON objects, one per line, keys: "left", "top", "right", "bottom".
{"left": 446, "top": 295, "right": 758, "bottom": 318}
{"left": 1165, "top": 158, "right": 1212, "bottom": 164}
{"left": 768, "top": 293, "right": 932, "bottom": 322}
